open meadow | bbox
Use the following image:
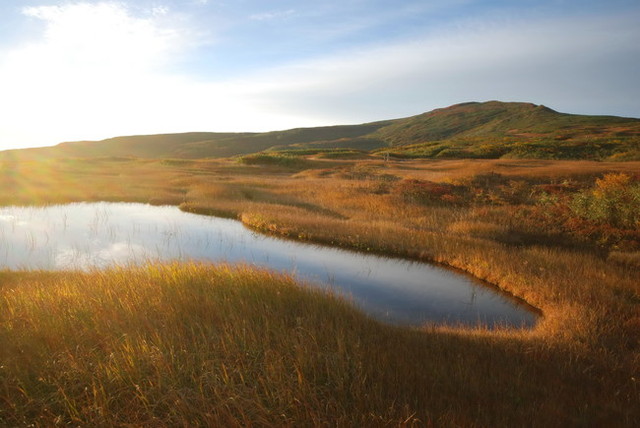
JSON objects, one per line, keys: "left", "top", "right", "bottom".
{"left": 2, "top": 0, "right": 639, "bottom": 422}
{"left": 1, "top": 154, "right": 639, "bottom": 426}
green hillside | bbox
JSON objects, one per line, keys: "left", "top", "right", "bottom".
{"left": 373, "top": 101, "right": 640, "bottom": 160}
{"left": 2, "top": 101, "right": 639, "bottom": 161}
{"left": 371, "top": 101, "right": 637, "bottom": 143}
{"left": 0, "top": 122, "right": 393, "bottom": 161}
{"left": 170, "top": 122, "right": 394, "bottom": 158}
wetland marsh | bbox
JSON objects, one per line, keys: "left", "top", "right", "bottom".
{"left": 0, "top": 202, "right": 536, "bottom": 327}
{"left": 1, "top": 155, "right": 638, "bottom": 426}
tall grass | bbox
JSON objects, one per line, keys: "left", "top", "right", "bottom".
{"left": 0, "top": 264, "right": 374, "bottom": 425}
{"left": 1, "top": 156, "right": 639, "bottom": 425}
{"left": 1, "top": 263, "right": 637, "bottom": 426}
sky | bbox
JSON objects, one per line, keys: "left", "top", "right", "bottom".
{"left": 0, "top": 0, "right": 639, "bottom": 150}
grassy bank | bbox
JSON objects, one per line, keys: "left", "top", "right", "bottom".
{"left": 1, "top": 156, "right": 639, "bottom": 425}
{"left": 0, "top": 263, "right": 637, "bottom": 426}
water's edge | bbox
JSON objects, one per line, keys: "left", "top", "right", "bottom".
{"left": 0, "top": 202, "right": 539, "bottom": 328}
{"left": 219, "top": 206, "right": 542, "bottom": 321}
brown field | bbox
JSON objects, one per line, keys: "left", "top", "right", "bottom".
{"left": 386, "top": 158, "right": 640, "bottom": 180}
{"left": 1, "top": 156, "right": 639, "bottom": 426}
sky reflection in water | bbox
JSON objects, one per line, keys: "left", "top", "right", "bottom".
{"left": 0, "top": 202, "right": 537, "bottom": 328}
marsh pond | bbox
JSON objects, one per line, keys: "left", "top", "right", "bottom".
{"left": 0, "top": 202, "right": 537, "bottom": 328}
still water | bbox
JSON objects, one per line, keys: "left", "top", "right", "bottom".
{"left": 0, "top": 202, "right": 537, "bottom": 328}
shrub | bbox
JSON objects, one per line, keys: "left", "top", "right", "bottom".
{"left": 570, "top": 173, "right": 640, "bottom": 228}
{"left": 394, "top": 179, "right": 463, "bottom": 205}
{"left": 238, "top": 153, "right": 307, "bottom": 168}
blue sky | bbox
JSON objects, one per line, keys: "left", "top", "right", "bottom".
{"left": 1, "top": 0, "right": 639, "bottom": 149}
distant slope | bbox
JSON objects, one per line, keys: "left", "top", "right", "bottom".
{"left": 58, "top": 132, "right": 245, "bottom": 158}
{"left": 1, "top": 101, "right": 638, "bottom": 161}
{"left": 0, "top": 132, "right": 235, "bottom": 161}
{"left": 0, "top": 122, "right": 393, "bottom": 161}
{"left": 373, "top": 101, "right": 640, "bottom": 160}
{"left": 171, "top": 122, "right": 394, "bottom": 158}
{"left": 372, "top": 101, "right": 640, "bottom": 144}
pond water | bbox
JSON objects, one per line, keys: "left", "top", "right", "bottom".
{"left": 0, "top": 202, "right": 537, "bottom": 328}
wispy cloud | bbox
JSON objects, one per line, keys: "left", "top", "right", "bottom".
{"left": 233, "top": 9, "right": 640, "bottom": 122}
{"left": 19, "top": 2, "right": 181, "bottom": 72}
{"left": 249, "top": 9, "right": 296, "bottom": 22}
{"left": 0, "top": 0, "right": 638, "bottom": 149}
{"left": 0, "top": 1, "right": 330, "bottom": 148}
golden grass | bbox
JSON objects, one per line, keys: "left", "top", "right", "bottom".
{"left": 0, "top": 263, "right": 637, "bottom": 426}
{"left": 382, "top": 159, "right": 640, "bottom": 182}
{"left": 608, "top": 251, "right": 640, "bottom": 269}
{"left": 1, "top": 156, "right": 639, "bottom": 425}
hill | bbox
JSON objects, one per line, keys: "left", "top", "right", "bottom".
{"left": 1, "top": 101, "right": 639, "bottom": 161}
{"left": 372, "top": 101, "right": 635, "bottom": 143}
{"left": 0, "top": 122, "right": 393, "bottom": 161}
{"left": 373, "top": 101, "right": 640, "bottom": 160}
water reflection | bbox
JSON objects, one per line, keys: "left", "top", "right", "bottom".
{"left": 0, "top": 202, "right": 537, "bottom": 328}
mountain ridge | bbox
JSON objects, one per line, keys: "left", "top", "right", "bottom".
{"left": 2, "top": 101, "right": 639, "bottom": 161}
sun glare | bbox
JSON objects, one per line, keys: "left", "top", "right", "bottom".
{"left": 0, "top": 1, "right": 637, "bottom": 150}
{"left": 0, "top": 2, "right": 328, "bottom": 149}
{"left": 0, "top": 3, "right": 185, "bottom": 148}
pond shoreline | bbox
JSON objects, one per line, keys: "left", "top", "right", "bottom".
{"left": 178, "top": 201, "right": 542, "bottom": 322}
{"left": 0, "top": 201, "right": 538, "bottom": 328}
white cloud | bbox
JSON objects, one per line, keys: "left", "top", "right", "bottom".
{"left": 0, "top": 2, "right": 188, "bottom": 148}
{"left": 0, "top": 2, "right": 638, "bottom": 150}
{"left": 19, "top": 2, "right": 180, "bottom": 73}
{"left": 249, "top": 9, "right": 296, "bottom": 22}
{"left": 235, "top": 10, "right": 640, "bottom": 121}
{"left": 151, "top": 6, "right": 170, "bottom": 17}
{"left": 0, "top": 1, "right": 323, "bottom": 149}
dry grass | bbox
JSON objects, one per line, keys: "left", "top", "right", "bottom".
{"left": 1, "top": 156, "right": 639, "bottom": 425}
{"left": 608, "top": 251, "right": 640, "bottom": 269}
{"left": 382, "top": 159, "right": 640, "bottom": 182}
{"left": 1, "top": 263, "right": 637, "bottom": 426}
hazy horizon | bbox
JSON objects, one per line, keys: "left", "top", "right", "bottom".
{"left": 1, "top": 0, "right": 639, "bottom": 151}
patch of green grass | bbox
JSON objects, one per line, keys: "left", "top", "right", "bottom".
{"left": 375, "top": 136, "right": 640, "bottom": 161}
{"left": 265, "top": 148, "right": 369, "bottom": 159}
{"left": 237, "top": 152, "right": 311, "bottom": 169}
